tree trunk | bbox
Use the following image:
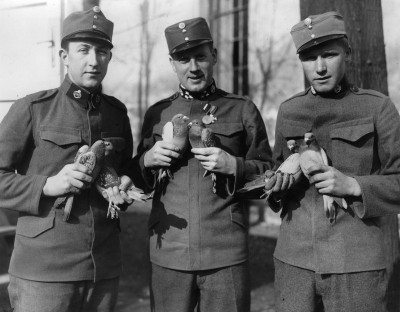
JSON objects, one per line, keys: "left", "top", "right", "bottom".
{"left": 300, "top": 1, "right": 399, "bottom": 311}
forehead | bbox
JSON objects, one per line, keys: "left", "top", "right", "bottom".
{"left": 299, "top": 39, "right": 345, "bottom": 56}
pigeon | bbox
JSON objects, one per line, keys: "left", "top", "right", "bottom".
{"left": 95, "top": 164, "right": 151, "bottom": 219}
{"left": 238, "top": 140, "right": 302, "bottom": 198}
{"left": 56, "top": 140, "right": 151, "bottom": 221}
{"left": 157, "top": 114, "right": 190, "bottom": 190}
{"left": 299, "top": 132, "right": 348, "bottom": 222}
{"left": 188, "top": 119, "right": 218, "bottom": 193}
{"left": 55, "top": 140, "right": 106, "bottom": 221}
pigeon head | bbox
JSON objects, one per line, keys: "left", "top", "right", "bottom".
{"left": 304, "top": 132, "right": 316, "bottom": 145}
{"left": 287, "top": 140, "right": 298, "bottom": 152}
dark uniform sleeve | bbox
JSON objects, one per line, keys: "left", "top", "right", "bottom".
{"left": 352, "top": 98, "right": 400, "bottom": 218}
{"left": 227, "top": 99, "right": 273, "bottom": 195}
{"left": 129, "top": 106, "right": 159, "bottom": 193}
{"left": 0, "top": 98, "right": 47, "bottom": 215}
{"left": 266, "top": 104, "right": 286, "bottom": 212}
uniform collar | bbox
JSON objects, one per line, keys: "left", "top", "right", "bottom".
{"left": 60, "top": 75, "right": 102, "bottom": 109}
{"left": 310, "top": 76, "right": 350, "bottom": 99}
{"left": 179, "top": 79, "right": 217, "bottom": 100}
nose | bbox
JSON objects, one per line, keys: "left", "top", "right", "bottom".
{"left": 189, "top": 58, "right": 199, "bottom": 72}
{"left": 315, "top": 56, "right": 327, "bottom": 74}
{"left": 88, "top": 50, "right": 99, "bottom": 66}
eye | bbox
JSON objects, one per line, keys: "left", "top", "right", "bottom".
{"left": 178, "top": 57, "right": 190, "bottom": 64}
{"left": 78, "top": 48, "right": 89, "bottom": 53}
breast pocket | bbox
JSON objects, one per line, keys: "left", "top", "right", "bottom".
{"left": 330, "top": 118, "right": 375, "bottom": 175}
{"left": 39, "top": 126, "right": 81, "bottom": 162}
{"left": 208, "top": 123, "right": 244, "bottom": 155}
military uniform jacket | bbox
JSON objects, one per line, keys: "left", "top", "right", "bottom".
{"left": 133, "top": 89, "right": 272, "bottom": 271}
{"left": 0, "top": 76, "right": 133, "bottom": 282}
{"left": 271, "top": 83, "right": 400, "bottom": 274}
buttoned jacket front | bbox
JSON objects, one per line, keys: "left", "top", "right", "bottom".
{"left": 0, "top": 76, "right": 133, "bottom": 282}
{"left": 271, "top": 84, "right": 400, "bottom": 274}
{"left": 133, "top": 89, "right": 272, "bottom": 271}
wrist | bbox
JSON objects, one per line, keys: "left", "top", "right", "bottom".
{"left": 229, "top": 156, "right": 237, "bottom": 176}
{"left": 349, "top": 177, "right": 362, "bottom": 197}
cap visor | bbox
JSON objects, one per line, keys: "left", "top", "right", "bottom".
{"left": 298, "top": 34, "right": 345, "bottom": 53}
{"left": 170, "top": 39, "right": 213, "bottom": 55}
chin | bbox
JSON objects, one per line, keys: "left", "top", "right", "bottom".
{"left": 313, "top": 84, "right": 335, "bottom": 94}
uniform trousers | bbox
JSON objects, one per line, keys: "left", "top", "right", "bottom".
{"left": 150, "top": 261, "right": 250, "bottom": 312}
{"left": 274, "top": 258, "right": 387, "bottom": 312}
{"left": 8, "top": 275, "right": 119, "bottom": 312}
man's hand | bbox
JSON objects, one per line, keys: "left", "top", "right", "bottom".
{"left": 42, "top": 162, "right": 93, "bottom": 197}
{"left": 101, "top": 175, "right": 134, "bottom": 206}
{"left": 308, "top": 164, "right": 362, "bottom": 197}
{"left": 191, "top": 147, "right": 237, "bottom": 176}
{"left": 144, "top": 141, "right": 182, "bottom": 168}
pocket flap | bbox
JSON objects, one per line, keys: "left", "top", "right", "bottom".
{"left": 281, "top": 120, "right": 311, "bottom": 139}
{"left": 40, "top": 126, "right": 81, "bottom": 146}
{"left": 330, "top": 118, "right": 374, "bottom": 142}
{"left": 209, "top": 123, "right": 243, "bottom": 136}
{"left": 16, "top": 211, "right": 55, "bottom": 238}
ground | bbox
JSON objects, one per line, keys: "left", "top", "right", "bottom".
{"left": 0, "top": 202, "right": 279, "bottom": 312}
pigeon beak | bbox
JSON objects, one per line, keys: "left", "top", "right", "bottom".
{"left": 188, "top": 121, "right": 192, "bottom": 128}
{"left": 183, "top": 116, "right": 189, "bottom": 121}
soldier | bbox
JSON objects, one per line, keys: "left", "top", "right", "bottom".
{"left": 131, "top": 17, "right": 272, "bottom": 312}
{"left": 0, "top": 7, "right": 134, "bottom": 312}
{"left": 268, "top": 11, "right": 400, "bottom": 312}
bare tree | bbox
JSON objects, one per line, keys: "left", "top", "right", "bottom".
{"left": 137, "top": 0, "right": 155, "bottom": 134}
{"left": 300, "top": 1, "right": 399, "bottom": 311}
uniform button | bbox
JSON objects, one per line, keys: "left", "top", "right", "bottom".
{"left": 94, "top": 15, "right": 98, "bottom": 19}
{"left": 93, "top": 25, "right": 97, "bottom": 29}
{"left": 311, "top": 34, "right": 315, "bottom": 38}
{"left": 93, "top": 6, "right": 101, "bottom": 13}
{"left": 182, "top": 29, "right": 187, "bottom": 32}
{"left": 185, "top": 37, "right": 189, "bottom": 41}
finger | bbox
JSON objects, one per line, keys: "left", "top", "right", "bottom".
{"left": 194, "top": 154, "right": 210, "bottom": 162}
{"left": 272, "top": 173, "right": 283, "bottom": 192}
{"left": 280, "top": 172, "right": 290, "bottom": 191}
{"left": 73, "top": 163, "right": 93, "bottom": 175}
{"left": 264, "top": 174, "right": 277, "bottom": 191}
{"left": 287, "top": 174, "right": 295, "bottom": 189}
{"left": 68, "top": 186, "right": 81, "bottom": 195}
{"left": 191, "top": 147, "right": 217, "bottom": 155}
{"left": 120, "top": 190, "right": 133, "bottom": 205}
{"left": 71, "top": 171, "right": 93, "bottom": 184}
{"left": 108, "top": 186, "right": 124, "bottom": 206}
{"left": 119, "top": 176, "right": 132, "bottom": 192}
{"left": 157, "top": 141, "right": 182, "bottom": 153}
{"left": 307, "top": 164, "right": 327, "bottom": 177}
{"left": 69, "top": 178, "right": 86, "bottom": 191}
{"left": 265, "top": 170, "right": 275, "bottom": 179}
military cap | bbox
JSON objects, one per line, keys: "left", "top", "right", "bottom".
{"left": 290, "top": 11, "right": 347, "bottom": 53}
{"left": 165, "top": 17, "right": 213, "bottom": 54}
{"left": 61, "top": 6, "right": 114, "bottom": 48}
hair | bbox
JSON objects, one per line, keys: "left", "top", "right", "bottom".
{"left": 337, "top": 36, "right": 351, "bottom": 53}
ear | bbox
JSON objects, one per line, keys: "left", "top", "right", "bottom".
{"left": 212, "top": 48, "right": 218, "bottom": 65}
{"left": 345, "top": 46, "right": 352, "bottom": 62}
{"left": 59, "top": 49, "right": 69, "bottom": 67}
{"left": 169, "top": 56, "right": 177, "bottom": 73}
{"left": 109, "top": 51, "right": 113, "bottom": 61}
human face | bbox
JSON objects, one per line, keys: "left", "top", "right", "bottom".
{"left": 60, "top": 40, "right": 112, "bottom": 91}
{"left": 299, "top": 40, "right": 351, "bottom": 94}
{"left": 169, "top": 44, "right": 217, "bottom": 92}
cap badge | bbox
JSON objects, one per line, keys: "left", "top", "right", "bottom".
{"left": 93, "top": 6, "right": 101, "bottom": 13}
{"left": 73, "top": 90, "right": 82, "bottom": 99}
{"left": 179, "top": 22, "right": 186, "bottom": 29}
{"left": 304, "top": 17, "right": 312, "bottom": 27}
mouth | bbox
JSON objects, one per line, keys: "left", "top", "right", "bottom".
{"left": 188, "top": 75, "right": 204, "bottom": 82}
{"left": 314, "top": 76, "right": 330, "bottom": 82}
{"left": 85, "top": 71, "right": 101, "bottom": 76}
